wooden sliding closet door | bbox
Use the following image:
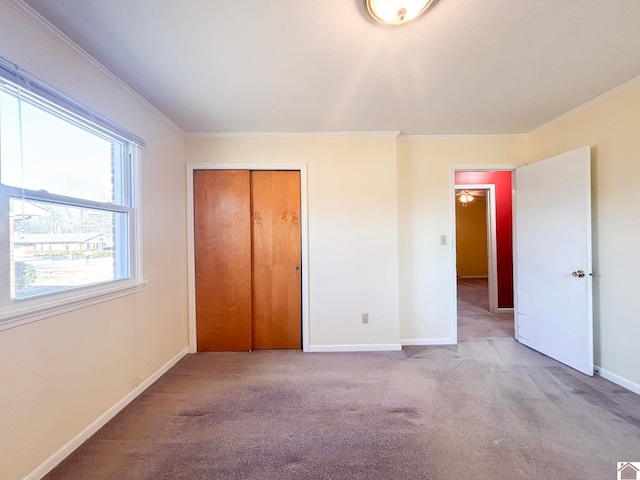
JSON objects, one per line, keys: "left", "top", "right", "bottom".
{"left": 251, "top": 171, "right": 302, "bottom": 349}
{"left": 194, "top": 170, "right": 252, "bottom": 351}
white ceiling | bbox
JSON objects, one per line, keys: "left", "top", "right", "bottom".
{"left": 21, "top": 0, "right": 640, "bottom": 135}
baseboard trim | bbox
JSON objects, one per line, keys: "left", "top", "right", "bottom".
{"left": 307, "top": 343, "right": 402, "bottom": 353}
{"left": 497, "top": 307, "right": 514, "bottom": 313}
{"left": 594, "top": 365, "right": 640, "bottom": 396}
{"left": 400, "top": 338, "right": 456, "bottom": 346}
{"left": 25, "top": 347, "right": 189, "bottom": 480}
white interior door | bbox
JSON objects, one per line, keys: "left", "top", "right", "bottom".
{"left": 514, "top": 146, "right": 593, "bottom": 376}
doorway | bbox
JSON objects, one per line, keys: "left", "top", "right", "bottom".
{"left": 186, "top": 163, "right": 310, "bottom": 353}
{"left": 451, "top": 149, "right": 594, "bottom": 375}
{"left": 452, "top": 168, "right": 515, "bottom": 342}
{"left": 455, "top": 184, "right": 497, "bottom": 312}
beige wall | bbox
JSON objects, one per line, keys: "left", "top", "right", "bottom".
{"left": 0, "top": 3, "right": 188, "bottom": 479}
{"left": 526, "top": 80, "right": 640, "bottom": 387}
{"left": 2, "top": 1, "right": 640, "bottom": 478}
{"left": 185, "top": 136, "right": 400, "bottom": 348}
{"left": 397, "top": 138, "right": 525, "bottom": 342}
{"left": 455, "top": 195, "right": 488, "bottom": 277}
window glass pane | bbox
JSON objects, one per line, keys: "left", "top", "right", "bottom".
{"left": 10, "top": 198, "right": 128, "bottom": 299}
{"left": 0, "top": 88, "right": 116, "bottom": 204}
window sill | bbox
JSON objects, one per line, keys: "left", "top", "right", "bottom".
{"left": 0, "top": 280, "right": 147, "bottom": 332}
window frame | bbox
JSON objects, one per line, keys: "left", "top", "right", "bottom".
{"left": 0, "top": 59, "right": 145, "bottom": 331}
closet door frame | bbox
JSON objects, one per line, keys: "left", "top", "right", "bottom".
{"left": 186, "top": 163, "right": 309, "bottom": 353}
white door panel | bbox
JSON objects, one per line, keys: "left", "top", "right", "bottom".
{"left": 514, "top": 146, "right": 593, "bottom": 375}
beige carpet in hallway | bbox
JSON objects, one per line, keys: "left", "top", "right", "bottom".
{"left": 44, "top": 282, "right": 640, "bottom": 480}
{"left": 457, "top": 278, "right": 514, "bottom": 341}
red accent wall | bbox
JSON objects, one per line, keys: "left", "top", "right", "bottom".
{"left": 455, "top": 171, "right": 513, "bottom": 308}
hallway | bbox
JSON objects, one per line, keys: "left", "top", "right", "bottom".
{"left": 457, "top": 278, "right": 514, "bottom": 341}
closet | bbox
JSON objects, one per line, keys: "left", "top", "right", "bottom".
{"left": 193, "top": 169, "right": 301, "bottom": 351}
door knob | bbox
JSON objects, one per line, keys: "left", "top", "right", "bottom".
{"left": 572, "top": 270, "right": 585, "bottom": 278}
{"left": 296, "top": 266, "right": 300, "bottom": 275}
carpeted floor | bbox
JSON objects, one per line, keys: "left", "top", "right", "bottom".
{"left": 457, "top": 278, "right": 514, "bottom": 341}
{"left": 44, "top": 280, "right": 640, "bottom": 479}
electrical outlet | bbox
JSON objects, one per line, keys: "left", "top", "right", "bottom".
{"left": 361, "top": 313, "right": 369, "bottom": 324}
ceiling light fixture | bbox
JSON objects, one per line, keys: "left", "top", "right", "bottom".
{"left": 364, "top": 0, "right": 435, "bottom": 25}
{"left": 458, "top": 191, "right": 474, "bottom": 207}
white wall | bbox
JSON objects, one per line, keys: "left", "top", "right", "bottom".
{"left": 527, "top": 79, "right": 640, "bottom": 389}
{"left": 0, "top": 3, "right": 188, "bottom": 479}
{"left": 185, "top": 136, "right": 401, "bottom": 349}
{"left": 397, "top": 138, "right": 525, "bottom": 343}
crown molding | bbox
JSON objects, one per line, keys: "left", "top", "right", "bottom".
{"left": 185, "top": 131, "right": 402, "bottom": 138}
{"left": 398, "top": 133, "right": 527, "bottom": 141}
{"left": 527, "top": 73, "right": 640, "bottom": 137}
{"left": 6, "top": 0, "right": 185, "bottom": 136}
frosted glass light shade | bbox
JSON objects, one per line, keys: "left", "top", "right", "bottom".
{"left": 365, "top": 0, "right": 435, "bottom": 25}
{"left": 458, "top": 192, "right": 475, "bottom": 205}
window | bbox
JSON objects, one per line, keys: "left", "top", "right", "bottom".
{"left": 0, "top": 57, "right": 145, "bottom": 328}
